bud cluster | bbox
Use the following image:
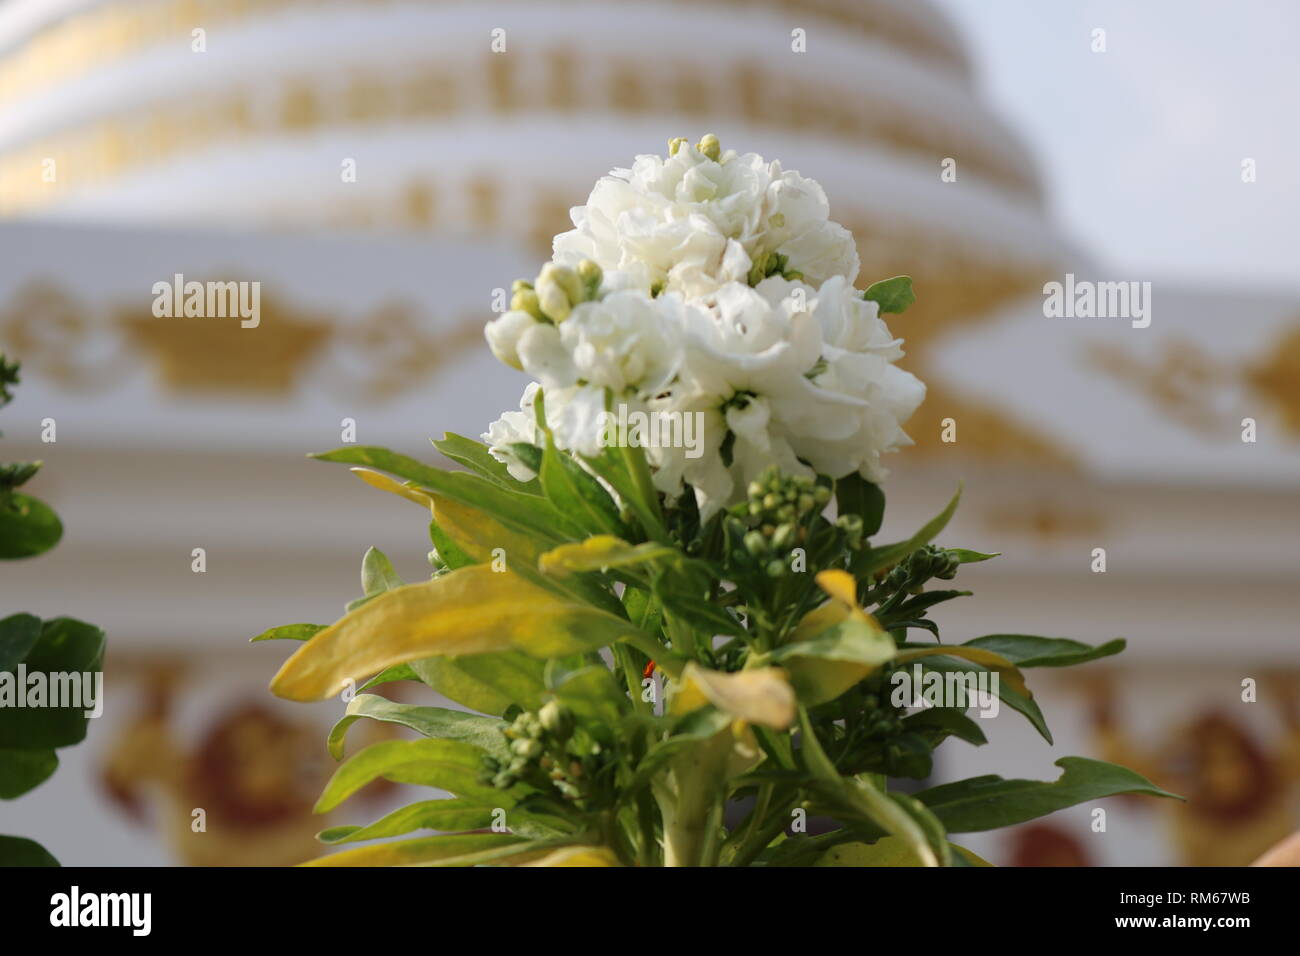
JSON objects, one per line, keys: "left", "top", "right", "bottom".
{"left": 877, "top": 544, "right": 960, "bottom": 595}
{"left": 726, "top": 468, "right": 831, "bottom": 577}
{"left": 479, "top": 701, "right": 592, "bottom": 807}
{"left": 510, "top": 259, "right": 603, "bottom": 324}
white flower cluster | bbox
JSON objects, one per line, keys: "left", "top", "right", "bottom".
{"left": 483, "top": 136, "right": 924, "bottom": 518}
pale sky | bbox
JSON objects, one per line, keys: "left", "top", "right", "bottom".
{"left": 936, "top": 0, "right": 1300, "bottom": 292}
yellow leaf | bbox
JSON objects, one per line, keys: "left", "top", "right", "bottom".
{"left": 301, "top": 833, "right": 530, "bottom": 867}
{"left": 539, "top": 535, "right": 674, "bottom": 575}
{"left": 270, "top": 565, "right": 647, "bottom": 701}
{"left": 520, "top": 845, "right": 622, "bottom": 867}
{"left": 350, "top": 467, "right": 541, "bottom": 566}
{"left": 951, "top": 843, "right": 994, "bottom": 867}
{"left": 789, "top": 568, "right": 874, "bottom": 642}
{"left": 669, "top": 663, "right": 796, "bottom": 729}
{"left": 893, "top": 646, "right": 1030, "bottom": 698}
{"left": 779, "top": 570, "right": 895, "bottom": 705}
{"left": 351, "top": 467, "right": 433, "bottom": 507}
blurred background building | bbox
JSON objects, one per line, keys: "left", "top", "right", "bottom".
{"left": 1, "top": 0, "right": 1297, "bottom": 865}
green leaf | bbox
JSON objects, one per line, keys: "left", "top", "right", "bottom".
{"left": 418, "top": 652, "right": 548, "bottom": 715}
{"left": 360, "top": 663, "right": 420, "bottom": 690}
{"left": 428, "top": 519, "right": 474, "bottom": 570}
{"left": 962, "top": 634, "right": 1126, "bottom": 669}
{"left": 249, "top": 623, "right": 325, "bottom": 643}
{"left": 0, "top": 747, "right": 58, "bottom": 799}
{"left": 540, "top": 438, "right": 625, "bottom": 537}
{"left": 327, "top": 694, "right": 509, "bottom": 761}
{"left": 913, "top": 654, "right": 1052, "bottom": 743}
{"left": 854, "top": 484, "right": 962, "bottom": 580}
{"left": 408, "top": 657, "right": 512, "bottom": 716}
{"left": 313, "top": 446, "right": 581, "bottom": 541}
{"left": 0, "top": 492, "right": 63, "bottom": 559}
{"left": 553, "top": 665, "right": 628, "bottom": 730}
{"left": 0, "top": 834, "right": 59, "bottom": 866}
{"left": 917, "top": 757, "right": 1182, "bottom": 833}
{"left": 835, "top": 474, "right": 885, "bottom": 537}
{"left": 0, "top": 617, "right": 105, "bottom": 750}
{"left": 360, "top": 546, "right": 404, "bottom": 597}
{"left": 814, "top": 836, "right": 928, "bottom": 866}
{"left": 902, "top": 707, "right": 988, "bottom": 747}
{"left": 947, "top": 548, "right": 999, "bottom": 564}
{"left": 862, "top": 276, "right": 915, "bottom": 314}
{"left": 772, "top": 617, "right": 896, "bottom": 705}
{"left": 616, "top": 709, "right": 733, "bottom": 808}
{"left": 432, "top": 432, "right": 542, "bottom": 495}
{"left": 0, "top": 613, "right": 42, "bottom": 671}
{"left": 313, "top": 738, "right": 507, "bottom": 813}
{"left": 318, "top": 798, "right": 497, "bottom": 844}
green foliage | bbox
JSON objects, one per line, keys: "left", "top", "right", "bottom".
{"left": 261, "top": 331, "right": 1177, "bottom": 868}
{"left": 862, "top": 275, "right": 916, "bottom": 315}
{"left": 0, "top": 355, "right": 106, "bottom": 866}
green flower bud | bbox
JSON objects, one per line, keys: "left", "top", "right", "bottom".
{"left": 668, "top": 136, "right": 688, "bottom": 156}
{"left": 765, "top": 558, "right": 786, "bottom": 578}
{"left": 536, "top": 264, "right": 580, "bottom": 322}
{"left": 697, "top": 133, "right": 721, "bottom": 162}
{"left": 510, "top": 287, "right": 545, "bottom": 321}
{"left": 743, "top": 530, "right": 767, "bottom": 557}
{"left": 576, "top": 259, "right": 603, "bottom": 299}
{"left": 772, "top": 523, "right": 796, "bottom": 551}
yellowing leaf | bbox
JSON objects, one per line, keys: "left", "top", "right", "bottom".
{"left": 301, "top": 833, "right": 534, "bottom": 867}
{"left": 521, "top": 845, "right": 622, "bottom": 867}
{"left": 815, "top": 568, "right": 859, "bottom": 607}
{"left": 774, "top": 618, "right": 896, "bottom": 706}
{"left": 951, "top": 843, "right": 994, "bottom": 866}
{"left": 539, "top": 535, "right": 674, "bottom": 575}
{"left": 789, "top": 568, "right": 872, "bottom": 642}
{"left": 778, "top": 570, "right": 895, "bottom": 704}
{"left": 669, "top": 663, "right": 796, "bottom": 729}
{"left": 814, "top": 837, "right": 928, "bottom": 867}
{"left": 893, "top": 646, "right": 1030, "bottom": 699}
{"left": 351, "top": 467, "right": 541, "bottom": 566}
{"left": 351, "top": 467, "right": 433, "bottom": 507}
{"left": 270, "top": 565, "right": 650, "bottom": 701}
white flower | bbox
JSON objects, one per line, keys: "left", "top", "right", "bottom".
{"left": 483, "top": 382, "right": 542, "bottom": 481}
{"left": 647, "top": 277, "right": 922, "bottom": 516}
{"left": 553, "top": 138, "right": 859, "bottom": 301}
{"left": 485, "top": 140, "right": 923, "bottom": 518}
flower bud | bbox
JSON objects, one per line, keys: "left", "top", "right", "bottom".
{"left": 539, "top": 699, "right": 574, "bottom": 740}
{"left": 510, "top": 287, "right": 545, "bottom": 320}
{"left": 485, "top": 309, "right": 536, "bottom": 370}
{"left": 576, "top": 259, "right": 603, "bottom": 299}
{"left": 535, "top": 264, "right": 580, "bottom": 322}
{"left": 697, "top": 133, "right": 721, "bottom": 162}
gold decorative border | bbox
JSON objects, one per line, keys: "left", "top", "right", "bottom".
{"left": 0, "top": 47, "right": 1038, "bottom": 214}
{"left": 0, "top": 0, "right": 969, "bottom": 108}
